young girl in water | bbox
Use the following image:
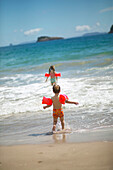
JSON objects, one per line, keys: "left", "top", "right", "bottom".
{"left": 43, "top": 85, "right": 79, "bottom": 131}
{"left": 45, "top": 65, "right": 57, "bottom": 86}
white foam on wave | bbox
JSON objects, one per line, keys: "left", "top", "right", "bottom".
{"left": 0, "top": 73, "right": 44, "bottom": 86}
{"left": 74, "top": 125, "right": 113, "bottom": 134}
{"left": 0, "top": 68, "right": 113, "bottom": 118}
{"left": 59, "top": 75, "right": 113, "bottom": 110}
{"left": 0, "top": 73, "right": 53, "bottom": 116}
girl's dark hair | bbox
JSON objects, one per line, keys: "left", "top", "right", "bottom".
{"left": 53, "top": 85, "right": 60, "bottom": 93}
{"left": 49, "top": 65, "right": 55, "bottom": 74}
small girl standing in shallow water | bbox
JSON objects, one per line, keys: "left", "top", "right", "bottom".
{"left": 43, "top": 85, "right": 79, "bottom": 132}
{"left": 45, "top": 65, "right": 58, "bottom": 86}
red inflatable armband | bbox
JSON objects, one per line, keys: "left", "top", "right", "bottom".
{"left": 45, "top": 73, "right": 61, "bottom": 77}
{"left": 45, "top": 73, "right": 50, "bottom": 77}
{"left": 59, "top": 94, "right": 69, "bottom": 104}
{"left": 55, "top": 73, "right": 61, "bottom": 77}
{"left": 42, "top": 96, "right": 53, "bottom": 105}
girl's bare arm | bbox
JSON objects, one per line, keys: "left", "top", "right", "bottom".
{"left": 66, "top": 100, "right": 79, "bottom": 105}
{"left": 45, "top": 77, "right": 48, "bottom": 82}
{"left": 43, "top": 105, "right": 52, "bottom": 109}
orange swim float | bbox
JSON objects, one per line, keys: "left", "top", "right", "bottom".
{"left": 45, "top": 73, "right": 61, "bottom": 77}
{"left": 42, "top": 94, "right": 69, "bottom": 105}
{"left": 59, "top": 94, "right": 69, "bottom": 104}
{"left": 42, "top": 96, "right": 53, "bottom": 105}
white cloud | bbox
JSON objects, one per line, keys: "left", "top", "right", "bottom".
{"left": 96, "top": 22, "right": 100, "bottom": 26}
{"left": 24, "top": 28, "right": 42, "bottom": 36}
{"left": 75, "top": 25, "right": 91, "bottom": 32}
{"left": 100, "top": 6, "right": 113, "bottom": 13}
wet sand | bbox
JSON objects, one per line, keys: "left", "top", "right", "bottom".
{"left": 0, "top": 141, "right": 113, "bottom": 170}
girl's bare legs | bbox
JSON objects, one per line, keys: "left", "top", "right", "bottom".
{"left": 51, "top": 82, "right": 56, "bottom": 86}
{"left": 52, "top": 118, "right": 57, "bottom": 131}
{"left": 60, "top": 117, "right": 65, "bottom": 130}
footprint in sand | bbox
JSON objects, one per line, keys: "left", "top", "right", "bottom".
{"left": 38, "top": 152, "right": 43, "bottom": 154}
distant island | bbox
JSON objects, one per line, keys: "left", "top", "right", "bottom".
{"left": 37, "top": 36, "right": 64, "bottom": 42}
{"left": 82, "top": 32, "right": 106, "bottom": 37}
{"left": 82, "top": 25, "right": 113, "bottom": 37}
{"left": 108, "top": 25, "right": 113, "bottom": 34}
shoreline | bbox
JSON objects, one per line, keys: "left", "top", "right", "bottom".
{"left": 0, "top": 141, "right": 113, "bottom": 170}
{"left": 0, "top": 126, "right": 113, "bottom": 146}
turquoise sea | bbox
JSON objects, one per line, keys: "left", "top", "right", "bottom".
{"left": 0, "top": 34, "right": 113, "bottom": 145}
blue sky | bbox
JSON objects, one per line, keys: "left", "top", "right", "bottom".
{"left": 0, "top": 0, "right": 113, "bottom": 46}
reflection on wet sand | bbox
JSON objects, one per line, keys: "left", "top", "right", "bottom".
{"left": 53, "top": 134, "right": 66, "bottom": 143}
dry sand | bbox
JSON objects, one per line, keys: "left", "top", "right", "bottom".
{"left": 0, "top": 141, "right": 113, "bottom": 170}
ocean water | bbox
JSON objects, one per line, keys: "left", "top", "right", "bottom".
{"left": 0, "top": 34, "right": 113, "bottom": 145}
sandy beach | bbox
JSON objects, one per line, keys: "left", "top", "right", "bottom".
{"left": 0, "top": 141, "right": 113, "bottom": 170}
{"left": 1, "top": 1, "right": 113, "bottom": 169}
